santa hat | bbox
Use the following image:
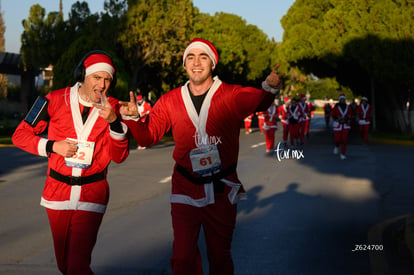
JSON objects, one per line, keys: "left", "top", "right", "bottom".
{"left": 136, "top": 95, "right": 143, "bottom": 101}
{"left": 298, "top": 93, "right": 306, "bottom": 100}
{"left": 361, "top": 96, "right": 368, "bottom": 102}
{"left": 84, "top": 53, "right": 115, "bottom": 78}
{"left": 284, "top": 97, "right": 291, "bottom": 103}
{"left": 183, "top": 38, "right": 219, "bottom": 67}
{"left": 338, "top": 93, "right": 346, "bottom": 100}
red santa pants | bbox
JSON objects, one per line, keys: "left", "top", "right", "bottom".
{"left": 46, "top": 209, "right": 104, "bottom": 275}
{"left": 281, "top": 123, "right": 289, "bottom": 142}
{"left": 289, "top": 123, "right": 300, "bottom": 145}
{"left": 298, "top": 121, "right": 306, "bottom": 141}
{"left": 305, "top": 119, "right": 311, "bottom": 135}
{"left": 244, "top": 119, "right": 252, "bottom": 133}
{"left": 334, "top": 129, "right": 349, "bottom": 155}
{"left": 359, "top": 124, "right": 369, "bottom": 143}
{"left": 258, "top": 117, "right": 265, "bottom": 132}
{"left": 170, "top": 194, "right": 237, "bottom": 275}
{"left": 264, "top": 128, "right": 276, "bottom": 151}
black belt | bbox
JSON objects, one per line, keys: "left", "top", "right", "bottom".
{"left": 176, "top": 164, "right": 237, "bottom": 193}
{"left": 49, "top": 168, "right": 105, "bottom": 186}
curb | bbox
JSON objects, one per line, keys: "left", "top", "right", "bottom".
{"left": 370, "top": 137, "right": 414, "bottom": 147}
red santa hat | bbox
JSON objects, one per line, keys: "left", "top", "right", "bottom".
{"left": 284, "top": 97, "right": 291, "bottom": 103}
{"left": 298, "top": 93, "right": 306, "bottom": 100}
{"left": 183, "top": 38, "right": 219, "bottom": 67}
{"left": 136, "top": 95, "right": 143, "bottom": 101}
{"left": 338, "top": 93, "right": 346, "bottom": 100}
{"left": 361, "top": 96, "right": 368, "bottom": 102}
{"left": 84, "top": 53, "right": 115, "bottom": 78}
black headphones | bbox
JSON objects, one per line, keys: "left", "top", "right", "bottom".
{"left": 73, "top": 50, "right": 117, "bottom": 89}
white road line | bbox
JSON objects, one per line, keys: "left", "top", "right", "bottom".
{"left": 159, "top": 176, "right": 171, "bottom": 183}
{"left": 251, "top": 142, "right": 266, "bottom": 148}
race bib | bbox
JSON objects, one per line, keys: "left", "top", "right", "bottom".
{"left": 64, "top": 138, "right": 95, "bottom": 169}
{"left": 190, "top": 145, "right": 222, "bottom": 175}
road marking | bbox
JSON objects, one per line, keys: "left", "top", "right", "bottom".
{"left": 159, "top": 176, "right": 171, "bottom": 183}
{"left": 251, "top": 142, "right": 266, "bottom": 148}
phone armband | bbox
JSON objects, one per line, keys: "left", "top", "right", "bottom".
{"left": 24, "top": 96, "right": 50, "bottom": 127}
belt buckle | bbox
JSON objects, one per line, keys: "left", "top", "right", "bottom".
{"left": 70, "top": 176, "right": 82, "bottom": 185}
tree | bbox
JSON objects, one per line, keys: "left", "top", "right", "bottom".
{"left": 119, "top": 0, "right": 197, "bottom": 98}
{"left": 280, "top": 0, "right": 414, "bottom": 132}
{"left": 193, "top": 12, "right": 276, "bottom": 87}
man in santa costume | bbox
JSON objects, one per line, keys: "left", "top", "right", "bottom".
{"left": 306, "top": 98, "right": 315, "bottom": 137}
{"left": 356, "top": 96, "right": 372, "bottom": 143}
{"left": 256, "top": 111, "right": 266, "bottom": 133}
{"left": 323, "top": 98, "right": 333, "bottom": 128}
{"left": 136, "top": 94, "right": 152, "bottom": 149}
{"left": 136, "top": 94, "right": 152, "bottom": 120}
{"left": 243, "top": 113, "right": 254, "bottom": 134}
{"left": 287, "top": 98, "right": 303, "bottom": 147}
{"left": 331, "top": 93, "right": 352, "bottom": 159}
{"left": 12, "top": 51, "right": 129, "bottom": 274}
{"left": 278, "top": 97, "right": 291, "bottom": 147}
{"left": 297, "top": 93, "right": 309, "bottom": 144}
{"left": 120, "top": 38, "right": 284, "bottom": 275}
{"left": 263, "top": 99, "right": 279, "bottom": 153}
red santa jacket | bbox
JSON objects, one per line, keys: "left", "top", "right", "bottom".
{"left": 137, "top": 101, "right": 152, "bottom": 121}
{"left": 331, "top": 103, "right": 352, "bottom": 131}
{"left": 298, "top": 102, "right": 310, "bottom": 122}
{"left": 263, "top": 104, "right": 278, "bottom": 129}
{"left": 12, "top": 84, "right": 129, "bottom": 213}
{"left": 356, "top": 103, "right": 372, "bottom": 125}
{"left": 278, "top": 104, "right": 290, "bottom": 125}
{"left": 287, "top": 104, "right": 303, "bottom": 125}
{"left": 123, "top": 77, "right": 276, "bottom": 207}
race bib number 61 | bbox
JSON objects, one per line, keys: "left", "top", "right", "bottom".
{"left": 190, "top": 145, "right": 222, "bottom": 175}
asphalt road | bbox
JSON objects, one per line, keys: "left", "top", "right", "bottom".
{"left": 1, "top": 115, "right": 413, "bottom": 274}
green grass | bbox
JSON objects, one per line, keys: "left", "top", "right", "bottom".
{"left": 0, "top": 136, "right": 12, "bottom": 145}
{"left": 371, "top": 130, "right": 414, "bottom": 141}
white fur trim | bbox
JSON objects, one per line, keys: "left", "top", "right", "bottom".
{"left": 40, "top": 197, "right": 107, "bottom": 213}
{"left": 262, "top": 81, "right": 280, "bottom": 94}
{"left": 110, "top": 121, "right": 128, "bottom": 140}
{"left": 38, "top": 138, "right": 48, "bottom": 157}
{"left": 85, "top": 62, "right": 114, "bottom": 78}
{"left": 183, "top": 41, "right": 217, "bottom": 67}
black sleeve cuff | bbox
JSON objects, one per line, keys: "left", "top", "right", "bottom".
{"left": 46, "top": 140, "right": 55, "bottom": 156}
{"left": 109, "top": 117, "right": 123, "bottom": 133}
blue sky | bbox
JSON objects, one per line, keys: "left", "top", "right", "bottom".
{"left": 2, "top": 0, "right": 295, "bottom": 53}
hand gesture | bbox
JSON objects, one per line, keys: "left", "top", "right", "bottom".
{"left": 53, "top": 139, "right": 78, "bottom": 158}
{"left": 266, "top": 64, "right": 284, "bottom": 89}
{"left": 93, "top": 93, "right": 117, "bottom": 123}
{"left": 119, "top": 91, "right": 139, "bottom": 117}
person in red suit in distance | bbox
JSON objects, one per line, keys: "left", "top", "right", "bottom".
{"left": 12, "top": 51, "right": 129, "bottom": 274}
{"left": 256, "top": 111, "right": 265, "bottom": 133}
{"left": 263, "top": 100, "right": 278, "bottom": 153}
{"left": 331, "top": 93, "right": 352, "bottom": 159}
{"left": 306, "top": 98, "right": 315, "bottom": 137}
{"left": 120, "top": 38, "right": 284, "bottom": 275}
{"left": 356, "top": 96, "right": 372, "bottom": 143}
{"left": 244, "top": 113, "right": 254, "bottom": 134}
{"left": 278, "top": 97, "right": 291, "bottom": 147}
{"left": 297, "top": 94, "right": 309, "bottom": 144}
{"left": 136, "top": 94, "right": 152, "bottom": 121}
{"left": 287, "top": 98, "right": 303, "bottom": 147}
{"left": 136, "top": 94, "right": 152, "bottom": 149}
{"left": 323, "top": 98, "right": 333, "bottom": 128}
